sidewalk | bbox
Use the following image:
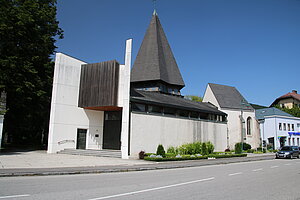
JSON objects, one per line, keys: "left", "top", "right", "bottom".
{"left": 0, "top": 150, "right": 275, "bottom": 177}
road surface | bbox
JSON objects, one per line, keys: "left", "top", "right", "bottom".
{"left": 0, "top": 159, "right": 299, "bottom": 200}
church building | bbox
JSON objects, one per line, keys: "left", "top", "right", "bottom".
{"left": 47, "top": 11, "right": 228, "bottom": 158}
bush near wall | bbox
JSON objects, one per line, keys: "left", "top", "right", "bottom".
{"left": 166, "top": 141, "right": 213, "bottom": 156}
{"left": 144, "top": 153, "right": 247, "bottom": 162}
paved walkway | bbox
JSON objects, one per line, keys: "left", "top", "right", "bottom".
{"left": 0, "top": 150, "right": 275, "bottom": 177}
{"left": 0, "top": 150, "right": 149, "bottom": 169}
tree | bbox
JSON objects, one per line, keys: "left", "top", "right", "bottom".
{"left": 0, "top": 0, "right": 63, "bottom": 147}
{"left": 185, "top": 95, "right": 203, "bottom": 102}
{"left": 275, "top": 105, "right": 300, "bottom": 118}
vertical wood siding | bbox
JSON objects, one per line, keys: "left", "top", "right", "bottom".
{"left": 78, "top": 60, "right": 119, "bottom": 108}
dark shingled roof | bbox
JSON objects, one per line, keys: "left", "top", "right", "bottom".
{"left": 131, "top": 12, "right": 185, "bottom": 88}
{"left": 131, "top": 89, "right": 226, "bottom": 115}
{"left": 255, "top": 107, "right": 293, "bottom": 120}
{"left": 209, "top": 83, "right": 253, "bottom": 110}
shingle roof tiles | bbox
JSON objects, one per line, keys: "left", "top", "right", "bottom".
{"left": 208, "top": 83, "right": 253, "bottom": 110}
{"left": 131, "top": 89, "right": 226, "bottom": 115}
{"left": 131, "top": 13, "right": 185, "bottom": 87}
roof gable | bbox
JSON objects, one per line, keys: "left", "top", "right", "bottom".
{"left": 208, "top": 83, "right": 253, "bottom": 110}
{"left": 271, "top": 90, "right": 300, "bottom": 106}
{"left": 131, "top": 12, "right": 185, "bottom": 87}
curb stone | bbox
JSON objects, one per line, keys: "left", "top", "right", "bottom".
{"left": 0, "top": 155, "right": 274, "bottom": 177}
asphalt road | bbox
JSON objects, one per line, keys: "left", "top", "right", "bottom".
{"left": 0, "top": 159, "right": 299, "bottom": 200}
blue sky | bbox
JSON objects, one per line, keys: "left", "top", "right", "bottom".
{"left": 56, "top": 0, "right": 300, "bottom": 106}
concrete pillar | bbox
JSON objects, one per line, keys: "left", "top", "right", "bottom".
{"left": 121, "top": 39, "right": 132, "bottom": 159}
{"left": 0, "top": 115, "right": 4, "bottom": 149}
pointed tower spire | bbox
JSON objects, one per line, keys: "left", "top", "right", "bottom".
{"left": 131, "top": 13, "right": 185, "bottom": 91}
{"left": 153, "top": 9, "right": 157, "bottom": 16}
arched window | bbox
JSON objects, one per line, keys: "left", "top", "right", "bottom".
{"left": 247, "top": 117, "right": 252, "bottom": 135}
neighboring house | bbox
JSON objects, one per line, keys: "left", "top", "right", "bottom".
{"left": 256, "top": 107, "right": 300, "bottom": 150}
{"left": 47, "top": 11, "right": 228, "bottom": 158}
{"left": 271, "top": 90, "right": 300, "bottom": 108}
{"left": 203, "top": 83, "right": 261, "bottom": 150}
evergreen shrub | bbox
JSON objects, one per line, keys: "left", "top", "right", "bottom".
{"left": 156, "top": 144, "right": 166, "bottom": 157}
{"left": 202, "top": 142, "right": 208, "bottom": 155}
{"left": 235, "top": 143, "right": 242, "bottom": 154}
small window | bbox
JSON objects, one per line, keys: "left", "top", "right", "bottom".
{"left": 288, "top": 124, "right": 290, "bottom": 131}
{"left": 292, "top": 124, "right": 295, "bottom": 131}
{"left": 288, "top": 138, "right": 291, "bottom": 145}
{"left": 163, "top": 107, "right": 176, "bottom": 116}
{"left": 177, "top": 110, "right": 189, "bottom": 118}
{"left": 132, "top": 103, "right": 146, "bottom": 112}
{"left": 283, "top": 123, "right": 286, "bottom": 131}
{"left": 199, "top": 113, "right": 209, "bottom": 120}
{"left": 148, "top": 105, "right": 162, "bottom": 114}
{"left": 292, "top": 138, "right": 295, "bottom": 146}
{"left": 190, "top": 112, "right": 199, "bottom": 119}
{"left": 279, "top": 123, "right": 282, "bottom": 130}
{"left": 297, "top": 138, "right": 299, "bottom": 146}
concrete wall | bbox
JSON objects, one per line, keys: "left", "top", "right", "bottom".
{"left": 47, "top": 53, "right": 104, "bottom": 153}
{"left": 261, "top": 116, "right": 300, "bottom": 149}
{"left": 130, "top": 113, "right": 227, "bottom": 157}
{"left": 0, "top": 115, "right": 3, "bottom": 149}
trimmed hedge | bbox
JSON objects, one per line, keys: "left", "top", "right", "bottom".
{"left": 144, "top": 153, "right": 247, "bottom": 162}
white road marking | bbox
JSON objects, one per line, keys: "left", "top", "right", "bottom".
{"left": 252, "top": 168, "right": 263, "bottom": 172}
{"left": 228, "top": 172, "right": 243, "bottom": 176}
{"left": 0, "top": 194, "right": 30, "bottom": 199}
{"left": 270, "top": 166, "right": 279, "bottom": 168}
{"left": 88, "top": 177, "right": 215, "bottom": 200}
{"left": 284, "top": 163, "right": 291, "bottom": 166}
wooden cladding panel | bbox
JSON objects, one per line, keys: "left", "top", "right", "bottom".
{"left": 78, "top": 60, "right": 120, "bottom": 108}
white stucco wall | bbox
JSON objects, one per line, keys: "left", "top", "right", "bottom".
{"left": 261, "top": 116, "right": 300, "bottom": 149}
{"left": 203, "top": 84, "right": 260, "bottom": 150}
{"left": 130, "top": 113, "right": 227, "bottom": 157}
{"left": 203, "top": 84, "right": 220, "bottom": 107}
{"left": 47, "top": 53, "right": 104, "bottom": 153}
{"left": 224, "top": 109, "right": 260, "bottom": 150}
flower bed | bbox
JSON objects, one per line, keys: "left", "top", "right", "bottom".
{"left": 144, "top": 153, "right": 247, "bottom": 162}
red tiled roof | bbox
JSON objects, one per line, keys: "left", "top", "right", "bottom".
{"left": 278, "top": 91, "right": 300, "bottom": 101}
{"left": 271, "top": 90, "right": 300, "bottom": 106}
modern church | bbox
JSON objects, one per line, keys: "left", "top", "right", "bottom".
{"left": 47, "top": 11, "right": 228, "bottom": 158}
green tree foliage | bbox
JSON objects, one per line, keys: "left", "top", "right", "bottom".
{"left": 185, "top": 95, "right": 203, "bottom": 102}
{"left": 0, "top": 0, "right": 63, "bottom": 146}
{"left": 275, "top": 105, "right": 300, "bottom": 118}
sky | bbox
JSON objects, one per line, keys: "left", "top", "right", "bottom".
{"left": 56, "top": 0, "right": 300, "bottom": 106}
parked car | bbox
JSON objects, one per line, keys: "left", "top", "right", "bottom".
{"left": 276, "top": 146, "right": 299, "bottom": 159}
